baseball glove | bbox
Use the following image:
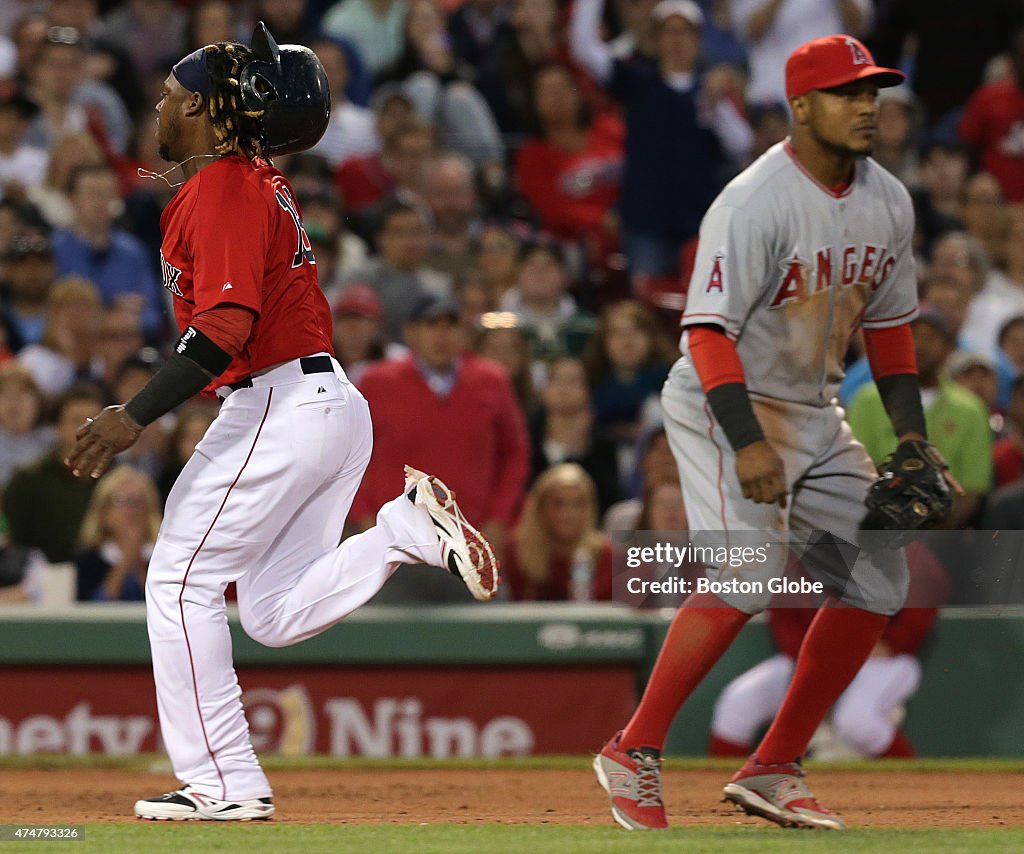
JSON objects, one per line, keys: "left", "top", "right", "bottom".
{"left": 860, "top": 438, "right": 954, "bottom": 548}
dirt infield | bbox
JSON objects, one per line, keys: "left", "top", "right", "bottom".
{"left": 2, "top": 766, "right": 1023, "bottom": 828}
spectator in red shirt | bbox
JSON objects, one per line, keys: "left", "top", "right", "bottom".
{"left": 351, "top": 294, "right": 529, "bottom": 564}
{"left": 330, "top": 284, "right": 388, "bottom": 387}
{"left": 332, "top": 90, "right": 419, "bottom": 215}
{"left": 515, "top": 62, "right": 625, "bottom": 255}
{"left": 505, "top": 461, "right": 614, "bottom": 601}
{"left": 960, "top": 28, "right": 1024, "bottom": 203}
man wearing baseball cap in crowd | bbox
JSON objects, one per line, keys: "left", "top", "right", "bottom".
{"left": 570, "top": 0, "right": 754, "bottom": 280}
{"left": 592, "top": 35, "right": 960, "bottom": 833}
{"left": 331, "top": 283, "right": 387, "bottom": 385}
{"left": 350, "top": 292, "right": 529, "bottom": 582}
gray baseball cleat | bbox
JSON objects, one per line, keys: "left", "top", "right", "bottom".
{"left": 592, "top": 731, "right": 668, "bottom": 830}
{"left": 723, "top": 755, "right": 845, "bottom": 830}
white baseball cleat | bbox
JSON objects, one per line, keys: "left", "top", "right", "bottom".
{"left": 134, "top": 785, "right": 275, "bottom": 821}
{"left": 405, "top": 465, "right": 501, "bottom": 601}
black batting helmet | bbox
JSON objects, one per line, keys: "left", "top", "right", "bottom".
{"left": 239, "top": 22, "right": 331, "bottom": 156}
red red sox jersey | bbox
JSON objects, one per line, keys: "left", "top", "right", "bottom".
{"left": 679, "top": 141, "right": 918, "bottom": 406}
{"left": 159, "top": 154, "right": 333, "bottom": 391}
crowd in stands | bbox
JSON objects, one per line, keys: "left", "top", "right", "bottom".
{"left": 0, "top": 0, "right": 1022, "bottom": 608}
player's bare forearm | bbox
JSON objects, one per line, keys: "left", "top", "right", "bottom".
{"left": 942, "top": 492, "right": 980, "bottom": 529}
{"left": 65, "top": 405, "right": 143, "bottom": 479}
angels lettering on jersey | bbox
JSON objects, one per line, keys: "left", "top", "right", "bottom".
{"left": 764, "top": 244, "right": 897, "bottom": 309}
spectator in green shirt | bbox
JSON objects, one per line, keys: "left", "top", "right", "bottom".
{"left": 2, "top": 384, "right": 104, "bottom": 563}
{"left": 847, "top": 309, "right": 994, "bottom": 529}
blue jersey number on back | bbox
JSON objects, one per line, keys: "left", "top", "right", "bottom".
{"left": 276, "top": 186, "right": 317, "bottom": 269}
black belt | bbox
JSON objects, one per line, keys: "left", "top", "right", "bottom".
{"left": 229, "top": 355, "right": 334, "bottom": 391}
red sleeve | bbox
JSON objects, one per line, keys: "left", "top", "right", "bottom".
{"left": 190, "top": 169, "right": 267, "bottom": 316}
{"left": 688, "top": 325, "right": 747, "bottom": 391}
{"left": 515, "top": 142, "right": 584, "bottom": 235}
{"left": 863, "top": 323, "right": 917, "bottom": 379}
{"left": 189, "top": 305, "right": 256, "bottom": 358}
{"left": 482, "top": 365, "right": 531, "bottom": 527}
{"left": 768, "top": 608, "right": 814, "bottom": 658}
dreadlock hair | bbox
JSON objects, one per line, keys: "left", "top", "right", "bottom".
{"left": 202, "top": 42, "right": 267, "bottom": 161}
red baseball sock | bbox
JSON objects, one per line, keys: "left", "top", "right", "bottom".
{"left": 756, "top": 604, "right": 889, "bottom": 765}
{"left": 619, "top": 591, "right": 750, "bottom": 751}
{"left": 880, "top": 729, "right": 915, "bottom": 757}
{"left": 708, "top": 733, "right": 750, "bottom": 757}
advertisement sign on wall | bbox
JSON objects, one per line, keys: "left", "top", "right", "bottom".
{"left": 0, "top": 666, "right": 634, "bottom": 756}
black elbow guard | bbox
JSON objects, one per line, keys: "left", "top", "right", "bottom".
{"left": 175, "top": 326, "right": 234, "bottom": 376}
{"left": 123, "top": 351, "right": 215, "bottom": 427}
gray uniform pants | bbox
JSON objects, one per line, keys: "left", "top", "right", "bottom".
{"left": 662, "top": 370, "right": 908, "bottom": 615}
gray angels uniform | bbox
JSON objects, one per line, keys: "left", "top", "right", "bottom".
{"left": 663, "top": 141, "right": 916, "bottom": 615}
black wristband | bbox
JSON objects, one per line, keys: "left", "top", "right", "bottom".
{"left": 123, "top": 352, "right": 213, "bottom": 427}
{"left": 705, "top": 382, "right": 765, "bottom": 451}
{"left": 875, "top": 372, "right": 928, "bottom": 439}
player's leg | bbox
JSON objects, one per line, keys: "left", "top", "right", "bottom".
{"left": 710, "top": 655, "right": 794, "bottom": 756}
{"left": 755, "top": 415, "right": 906, "bottom": 762}
{"left": 235, "top": 470, "right": 443, "bottom": 647}
{"left": 235, "top": 377, "right": 498, "bottom": 646}
{"left": 830, "top": 654, "right": 921, "bottom": 756}
{"left": 140, "top": 401, "right": 289, "bottom": 814}
{"left": 594, "top": 387, "right": 787, "bottom": 830}
{"left": 724, "top": 412, "right": 907, "bottom": 829}
{"left": 139, "top": 377, "right": 372, "bottom": 814}
{"left": 618, "top": 392, "right": 798, "bottom": 749}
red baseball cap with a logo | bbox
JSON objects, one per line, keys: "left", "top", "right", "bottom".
{"left": 785, "top": 35, "right": 905, "bottom": 100}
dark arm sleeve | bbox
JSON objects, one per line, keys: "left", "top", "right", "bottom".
{"left": 689, "top": 325, "right": 765, "bottom": 451}
{"left": 864, "top": 324, "right": 927, "bottom": 438}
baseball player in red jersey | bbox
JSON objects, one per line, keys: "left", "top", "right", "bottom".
{"left": 593, "top": 36, "right": 958, "bottom": 831}
{"left": 65, "top": 24, "right": 499, "bottom": 821}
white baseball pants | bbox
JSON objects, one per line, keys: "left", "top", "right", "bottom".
{"left": 145, "top": 357, "right": 443, "bottom": 800}
{"left": 711, "top": 652, "right": 922, "bottom": 755}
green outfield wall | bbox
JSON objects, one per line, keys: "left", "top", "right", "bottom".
{"left": 0, "top": 605, "right": 1021, "bottom": 757}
